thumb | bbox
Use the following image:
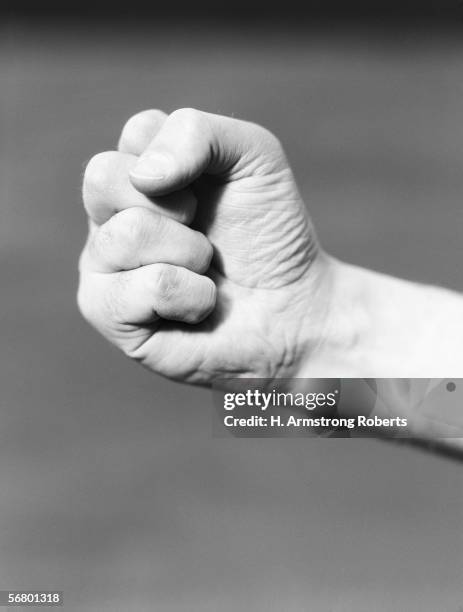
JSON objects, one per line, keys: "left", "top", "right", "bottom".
{"left": 129, "top": 107, "right": 287, "bottom": 196}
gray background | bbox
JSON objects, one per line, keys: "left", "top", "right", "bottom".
{"left": 2, "top": 21, "right": 463, "bottom": 611}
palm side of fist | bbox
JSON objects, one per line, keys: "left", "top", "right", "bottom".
{"left": 78, "top": 108, "right": 335, "bottom": 385}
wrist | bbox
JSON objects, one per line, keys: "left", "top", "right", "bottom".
{"left": 297, "top": 257, "right": 463, "bottom": 378}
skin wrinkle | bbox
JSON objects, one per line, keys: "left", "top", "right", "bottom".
{"left": 131, "top": 259, "right": 326, "bottom": 383}
{"left": 203, "top": 197, "right": 316, "bottom": 288}
{"left": 79, "top": 107, "right": 463, "bottom": 417}
{"left": 80, "top": 109, "right": 332, "bottom": 384}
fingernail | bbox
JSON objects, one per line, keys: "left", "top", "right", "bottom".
{"left": 131, "top": 152, "right": 172, "bottom": 180}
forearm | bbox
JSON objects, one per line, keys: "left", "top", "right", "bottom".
{"left": 302, "top": 257, "right": 463, "bottom": 378}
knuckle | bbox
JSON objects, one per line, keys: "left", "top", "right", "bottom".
{"left": 123, "top": 108, "right": 164, "bottom": 132}
{"left": 253, "top": 123, "right": 282, "bottom": 151}
{"left": 153, "top": 265, "right": 179, "bottom": 303}
{"left": 245, "top": 122, "right": 287, "bottom": 174}
{"left": 170, "top": 107, "right": 205, "bottom": 134}
{"left": 83, "top": 151, "right": 119, "bottom": 200}
{"left": 103, "top": 207, "right": 151, "bottom": 251}
{"left": 104, "top": 275, "right": 129, "bottom": 323}
{"left": 77, "top": 271, "right": 131, "bottom": 329}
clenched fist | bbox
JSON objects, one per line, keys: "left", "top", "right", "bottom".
{"left": 78, "top": 108, "right": 463, "bottom": 386}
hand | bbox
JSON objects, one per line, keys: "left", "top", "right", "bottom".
{"left": 78, "top": 108, "right": 336, "bottom": 385}
{"left": 78, "top": 107, "right": 463, "bottom": 387}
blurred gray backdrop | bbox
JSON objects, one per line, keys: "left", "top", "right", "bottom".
{"left": 2, "top": 18, "right": 463, "bottom": 612}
